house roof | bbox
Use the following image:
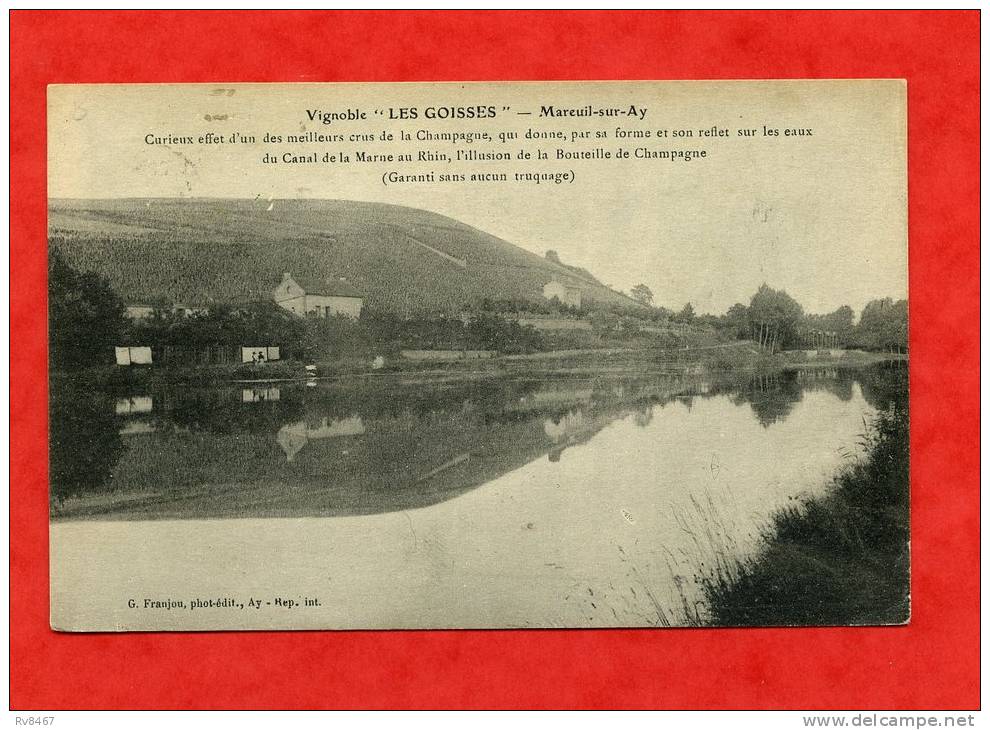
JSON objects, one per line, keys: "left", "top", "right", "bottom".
{"left": 290, "top": 275, "right": 363, "bottom": 299}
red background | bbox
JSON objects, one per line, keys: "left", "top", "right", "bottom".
{"left": 10, "top": 11, "right": 980, "bottom": 709}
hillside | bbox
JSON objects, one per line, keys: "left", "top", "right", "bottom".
{"left": 48, "top": 198, "right": 642, "bottom": 316}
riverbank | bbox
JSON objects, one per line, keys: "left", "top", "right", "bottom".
{"left": 695, "top": 390, "right": 910, "bottom": 626}
{"left": 52, "top": 346, "right": 907, "bottom": 390}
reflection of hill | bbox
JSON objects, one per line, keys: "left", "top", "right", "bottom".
{"left": 54, "top": 376, "right": 690, "bottom": 520}
{"left": 277, "top": 416, "right": 366, "bottom": 462}
{"left": 50, "top": 365, "right": 909, "bottom": 520}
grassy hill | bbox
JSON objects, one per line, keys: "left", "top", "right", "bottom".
{"left": 48, "top": 198, "right": 642, "bottom": 316}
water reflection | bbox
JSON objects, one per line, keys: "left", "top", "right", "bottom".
{"left": 114, "top": 396, "right": 153, "bottom": 415}
{"left": 277, "top": 416, "right": 366, "bottom": 462}
{"left": 50, "top": 363, "right": 906, "bottom": 520}
{"left": 50, "top": 388, "right": 126, "bottom": 505}
{"left": 242, "top": 387, "right": 280, "bottom": 403}
{"left": 733, "top": 371, "right": 804, "bottom": 428}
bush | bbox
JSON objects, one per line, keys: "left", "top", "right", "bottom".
{"left": 465, "top": 313, "right": 544, "bottom": 354}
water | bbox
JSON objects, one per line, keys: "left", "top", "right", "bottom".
{"left": 49, "top": 365, "right": 905, "bottom": 629}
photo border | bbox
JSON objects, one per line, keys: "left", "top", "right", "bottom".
{"left": 10, "top": 9, "right": 980, "bottom": 709}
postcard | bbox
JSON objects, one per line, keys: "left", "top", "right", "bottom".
{"left": 47, "top": 80, "right": 908, "bottom": 630}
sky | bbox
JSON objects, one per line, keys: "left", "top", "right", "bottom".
{"left": 48, "top": 81, "right": 907, "bottom": 315}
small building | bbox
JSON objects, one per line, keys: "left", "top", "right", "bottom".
{"left": 241, "top": 346, "right": 281, "bottom": 364}
{"left": 124, "top": 303, "right": 156, "bottom": 320}
{"left": 543, "top": 278, "right": 582, "bottom": 308}
{"left": 273, "top": 273, "right": 363, "bottom": 319}
{"left": 114, "top": 346, "right": 153, "bottom": 365}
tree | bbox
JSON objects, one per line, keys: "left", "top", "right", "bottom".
{"left": 629, "top": 284, "right": 654, "bottom": 307}
{"left": 857, "top": 298, "right": 907, "bottom": 353}
{"left": 724, "top": 303, "right": 750, "bottom": 339}
{"left": 465, "top": 313, "right": 543, "bottom": 354}
{"left": 748, "top": 284, "right": 803, "bottom": 354}
{"left": 830, "top": 305, "right": 855, "bottom": 339}
{"left": 674, "top": 302, "right": 695, "bottom": 324}
{"left": 48, "top": 246, "right": 126, "bottom": 369}
{"left": 803, "top": 305, "right": 855, "bottom": 349}
{"left": 545, "top": 250, "right": 561, "bottom": 264}
{"left": 887, "top": 300, "right": 908, "bottom": 353}
{"left": 128, "top": 299, "right": 311, "bottom": 358}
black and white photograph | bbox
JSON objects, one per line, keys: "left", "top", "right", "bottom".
{"left": 47, "top": 81, "right": 909, "bottom": 631}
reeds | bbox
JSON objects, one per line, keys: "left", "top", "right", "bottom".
{"left": 697, "top": 402, "right": 910, "bottom": 626}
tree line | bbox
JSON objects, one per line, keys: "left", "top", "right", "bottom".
{"left": 48, "top": 246, "right": 907, "bottom": 371}
{"left": 627, "top": 282, "right": 908, "bottom": 353}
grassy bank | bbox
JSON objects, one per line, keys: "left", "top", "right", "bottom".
{"left": 52, "top": 360, "right": 312, "bottom": 388}
{"left": 700, "top": 345, "right": 906, "bottom": 372}
{"left": 697, "top": 392, "right": 910, "bottom": 626}
{"left": 51, "top": 345, "right": 907, "bottom": 390}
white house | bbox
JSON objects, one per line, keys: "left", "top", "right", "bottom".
{"left": 543, "top": 278, "right": 582, "bottom": 308}
{"left": 124, "top": 303, "right": 156, "bottom": 320}
{"left": 273, "top": 273, "right": 364, "bottom": 319}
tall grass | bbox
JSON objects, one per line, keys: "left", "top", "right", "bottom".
{"left": 698, "top": 401, "right": 910, "bottom": 626}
